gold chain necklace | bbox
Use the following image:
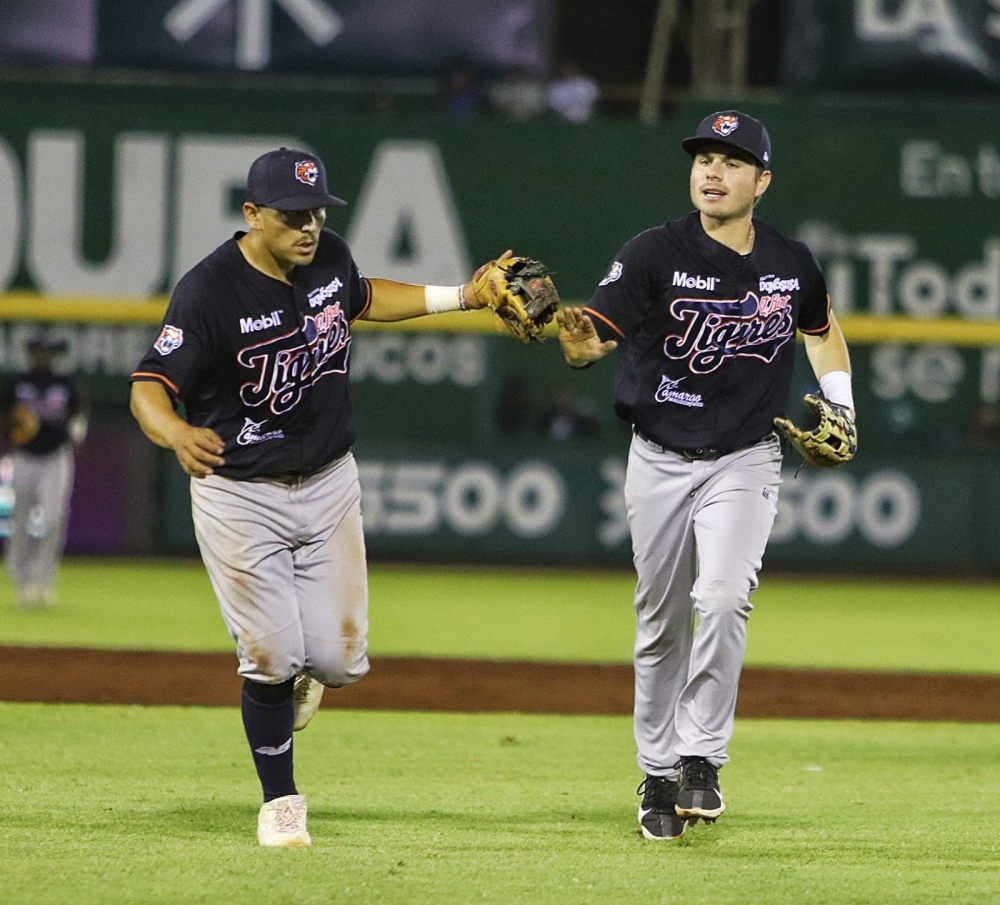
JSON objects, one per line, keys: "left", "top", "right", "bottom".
{"left": 742, "top": 222, "right": 756, "bottom": 256}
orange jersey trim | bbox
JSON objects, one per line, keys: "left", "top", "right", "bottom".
{"left": 130, "top": 371, "right": 180, "bottom": 398}
{"left": 582, "top": 307, "right": 626, "bottom": 339}
{"left": 798, "top": 294, "right": 832, "bottom": 335}
{"left": 351, "top": 278, "right": 373, "bottom": 323}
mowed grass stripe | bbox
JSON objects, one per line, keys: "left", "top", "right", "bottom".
{"left": 2, "top": 705, "right": 999, "bottom": 905}
{"left": 1, "top": 560, "right": 998, "bottom": 673}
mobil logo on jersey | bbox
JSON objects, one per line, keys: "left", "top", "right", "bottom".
{"left": 237, "top": 302, "right": 351, "bottom": 415}
{"left": 663, "top": 291, "right": 795, "bottom": 374}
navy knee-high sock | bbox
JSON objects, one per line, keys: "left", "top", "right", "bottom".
{"left": 241, "top": 678, "right": 296, "bottom": 802}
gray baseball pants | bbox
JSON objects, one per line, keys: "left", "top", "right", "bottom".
{"left": 190, "top": 451, "right": 370, "bottom": 689}
{"left": 625, "top": 432, "right": 782, "bottom": 775}
{"left": 5, "top": 446, "right": 75, "bottom": 594}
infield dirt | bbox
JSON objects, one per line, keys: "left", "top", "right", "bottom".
{"left": 2, "top": 646, "right": 999, "bottom": 721}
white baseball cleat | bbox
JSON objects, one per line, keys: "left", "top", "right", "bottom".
{"left": 292, "top": 675, "right": 324, "bottom": 731}
{"left": 257, "top": 794, "right": 311, "bottom": 847}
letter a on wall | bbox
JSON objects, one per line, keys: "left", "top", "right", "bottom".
{"left": 347, "top": 141, "right": 471, "bottom": 285}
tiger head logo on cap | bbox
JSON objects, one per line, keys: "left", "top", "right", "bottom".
{"left": 681, "top": 109, "right": 772, "bottom": 170}
{"left": 712, "top": 115, "right": 739, "bottom": 137}
{"left": 295, "top": 160, "right": 319, "bottom": 187}
{"left": 245, "top": 148, "right": 347, "bottom": 210}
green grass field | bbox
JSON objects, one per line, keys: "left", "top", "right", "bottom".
{"left": 3, "top": 705, "right": 999, "bottom": 905}
{"left": 2, "top": 559, "right": 999, "bottom": 903}
{"left": 1, "top": 558, "right": 999, "bottom": 673}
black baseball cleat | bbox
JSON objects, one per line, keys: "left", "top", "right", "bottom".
{"left": 674, "top": 756, "right": 725, "bottom": 823}
{"left": 636, "top": 774, "right": 686, "bottom": 840}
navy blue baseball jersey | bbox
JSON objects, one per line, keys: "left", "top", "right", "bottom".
{"left": 584, "top": 211, "right": 830, "bottom": 452}
{"left": 0, "top": 372, "right": 83, "bottom": 456}
{"left": 131, "top": 228, "right": 370, "bottom": 480}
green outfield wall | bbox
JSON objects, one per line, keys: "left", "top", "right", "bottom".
{"left": 1, "top": 81, "right": 999, "bottom": 317}
{"left": 1, "top": 82, "right": 999, "bottom": 571}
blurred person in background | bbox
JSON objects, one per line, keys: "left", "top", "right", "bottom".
{"left": 437, "top": 57, "right": 484, "bottom": 117}
{"left": 489, "top": 65, "right": 546, "bottom": 120}
{"left": 965, "top": 402, "right": 1000, "bottom": 451}
{"left": 0, "top": 333, "right": 88, "bottom": 609}
{"left": 537, "top": 384, "right": 599, "bottom": 441}
{"left": 547, "top": 58, "right": 600, "bottom": 123}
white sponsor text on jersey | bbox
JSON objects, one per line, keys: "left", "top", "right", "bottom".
{"left": 308, "top": 277, "right": 344, "bottom": 308}
{"left": 758, "top": 274, "right": 800, "bottom": 293}
{"left": 240, "top": 310, "right": 283, "bottom": 334}
{"left": 672, "top": 271, "right": 719, "bottom": 291}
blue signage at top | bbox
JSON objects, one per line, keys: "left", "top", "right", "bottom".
{"left": 1, "top": 0, "right": 551, "bottom": 76}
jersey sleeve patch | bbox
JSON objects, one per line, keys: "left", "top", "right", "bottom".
{"left": 599, "top": 261, "right": 623, "bottom": 286}
{"left": 153, "top": 325, "right": 184, "bottom": 355}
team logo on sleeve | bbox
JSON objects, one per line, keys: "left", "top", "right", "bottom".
{"left": 599, "top": 261, "right": 623, "bottom": 286}
{"left": 295, "top": 159, "right": 319, "bottom": 185}
{"left": 154, "top": 325, "right": 184, "bottom": 355}
{"left": 712, "top": 115, "right": 739, "bottom": 136}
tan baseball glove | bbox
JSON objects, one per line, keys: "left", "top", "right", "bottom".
{"left": 9, "top": 404, "right": 40, "bottom": 447}
{"left": 472, "top": 257, "right": 560, "bottom": 344}
{"left": 774, "top": 394, "right": 857, "bottom": 468}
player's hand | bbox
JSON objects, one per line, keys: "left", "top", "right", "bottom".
{"left": 170, "top": 424, "right": 226, "bottom": 478}
{"left": 557, "top": 306, "right": 618, "bottom": 367}
{"left": 462, "top": 249, "right": 513, "bottom": 310}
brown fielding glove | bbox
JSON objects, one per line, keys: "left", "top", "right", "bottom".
{"left": 774, "top": 394, "right": 858, "bottom": 468}
{"left": 472, "top": 257, "right": 560, "bottom": 344}
{"left": 9, "top": 404, "right": 40, "bottom": 447}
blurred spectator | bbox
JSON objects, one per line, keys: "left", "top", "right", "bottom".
{"left": 364, "top": 89, "right": 398, "bottom": 117}
{"left": 437, "top": 58, "right": 483, "bottom": 118}
{"left": 496, "top": 376, "right": 534, "bottom": 434}
{"left": 547, "top": 59, "right": 600, "bottom": 123}
{"left": 489, "top": 66, "right": 546, "bottom": 120}
{"left": 0, "top": 333, "right": 87, "bottom": 609}
{"left": 965, "top": 402, "right": 1000, "bottom": 451}
{"left": 537, "top": 384, "right": 599, "bottom": 441}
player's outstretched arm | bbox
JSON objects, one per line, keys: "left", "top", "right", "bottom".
{"left": 130, "top": 380, "right": 225, "bottom": 478}
{"left": 557, "top": 307, "right": 618, "bottom": 368}
{"left": 802, "top": 312, "right": 854, "bottom": 419}
{"left": 362, "top": 251, "right": 514, "bottom": 322}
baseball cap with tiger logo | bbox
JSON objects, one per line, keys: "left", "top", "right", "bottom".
{"left": 681, "top": 110, "right": 772, "bottom": 169}
{"left": 246, "top": 147, "right": 347, "bottom": 210}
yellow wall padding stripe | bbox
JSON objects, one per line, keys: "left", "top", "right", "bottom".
{"left": 4, "top": 294, "right": 1000, "bottom": 345}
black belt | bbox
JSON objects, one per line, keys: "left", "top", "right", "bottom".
{"left": 634, "top": 429, "right": 774, "bottom": 461}
{"left": 247, "top": 449, "right": 349, "bottom": 486}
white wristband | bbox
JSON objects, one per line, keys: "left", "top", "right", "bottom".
{"left": 424, "top": 285, "right": 466, "bottom": 314}
{"left": 819, "top": 370, "right": 854, "bottom": 414}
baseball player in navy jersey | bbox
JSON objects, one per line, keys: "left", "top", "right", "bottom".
{"left": 1, "top": 334, "right": 87, "bottom": 609}
{"left": 130, "top": 147, "right": 507, "bottom": 847}
{"left": 557, "top": 111, "right": 856, "bottom": 840}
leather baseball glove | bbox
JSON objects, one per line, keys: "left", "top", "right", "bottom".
{"left": 9, "top": 404, "right": 40, "bottom": 447}
{"left": 774, "top": 394, "right": 857, "bottom": 468}
{"left": 472, "top": 257, "right": 560, "bottom": 344}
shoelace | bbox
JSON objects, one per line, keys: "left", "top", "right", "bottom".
{"left": 636, "top": 775, "right": 676, "bottom": 809}
{"left": 679, "top": 757, "right": 718, "bottom": 790}
{"left": 274, "top": 802, "right": 305, "bottom": 834}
